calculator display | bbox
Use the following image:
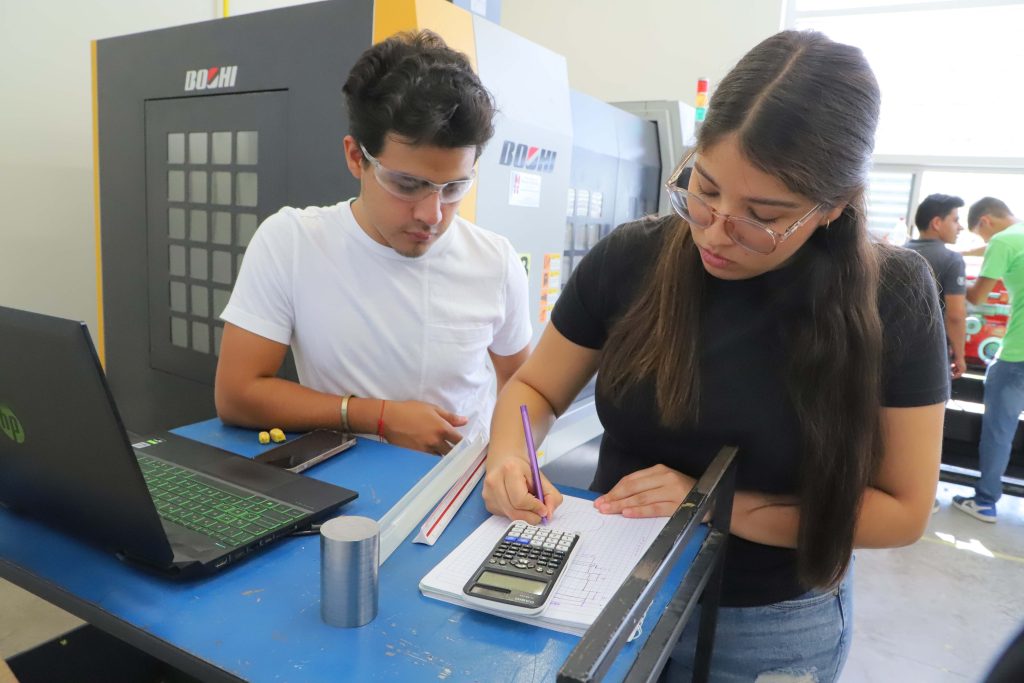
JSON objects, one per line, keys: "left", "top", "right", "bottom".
{"left": 476, "top": 570, "right": 546, "bottom": 595}
{"left": 463, "top": 521, "right": 581, "bottom": 615}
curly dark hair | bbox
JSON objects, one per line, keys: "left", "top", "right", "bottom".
{"left": 342, "top": 30, "right": 496, "bottom": 158}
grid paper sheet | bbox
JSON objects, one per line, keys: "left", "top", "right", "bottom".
{"left": 419, "top": 495, "right": 669, "bottom": 634}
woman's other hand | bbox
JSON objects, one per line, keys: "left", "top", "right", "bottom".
{"left": 594, "top": 464, "right": 696, "bottom": 518}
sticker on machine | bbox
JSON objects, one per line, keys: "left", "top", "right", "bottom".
{"left": 575, "top": 189, "right": 590, "bottom": 217}
{"left": 538, "top": 253, "right": 563, "bottom": 323}
{"left": 508, "top": 171, "right": 542, "bottom": 208}
{"left": 519, "top": 253, "right": 532, "bottom": 276}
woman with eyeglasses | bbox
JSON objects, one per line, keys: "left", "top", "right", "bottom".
{"left": 483, "top": 30, "right": 948, "bottom": 680}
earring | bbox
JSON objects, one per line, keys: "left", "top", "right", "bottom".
{"left": 825, "top": 220, "right": 832, "bottom": 229}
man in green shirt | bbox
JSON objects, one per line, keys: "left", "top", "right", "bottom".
{"left": 958, "top": 197, "right": 1023, "bottom": 522}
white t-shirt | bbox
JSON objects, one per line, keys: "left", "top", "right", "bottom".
{"left": 221, "top": 200, "right": 531, "bottom": 438}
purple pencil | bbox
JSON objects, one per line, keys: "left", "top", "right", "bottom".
{"left": 519, "top": 404, "right": 547, "bottom": 524}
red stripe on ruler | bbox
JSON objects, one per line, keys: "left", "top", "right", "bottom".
{"left": 425, "top": 457, "right": 486, "bottom": 537}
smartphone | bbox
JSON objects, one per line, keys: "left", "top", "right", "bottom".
{"left": 254, "top": 429, "right": 357, "bottom": 473}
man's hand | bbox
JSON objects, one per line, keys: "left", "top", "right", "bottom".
{"left": 952, "top": 355, "right": 967, "bottom": 380}
{"left": 594, "top": 464, "right": 696, "bottom": 518}
{"left": 482, "top": 455, "right": 563, "bottom": 524}
{"left": 382, "top": 400, "right": 468, "bottom": 455}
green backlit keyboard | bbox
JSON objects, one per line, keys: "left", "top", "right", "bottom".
{"left": 137, "top": 454, "right": 306, "bottom": 548}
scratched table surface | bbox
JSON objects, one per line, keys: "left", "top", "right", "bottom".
{"left": 0, "top": 419, "right": 705, "bottom": 682}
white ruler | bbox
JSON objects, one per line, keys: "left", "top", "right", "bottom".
{"left": 413, "top": 448, "right": 487, "bottom": 546}
{"left": 377, "top": 430, "right": 488, "bottom": 565}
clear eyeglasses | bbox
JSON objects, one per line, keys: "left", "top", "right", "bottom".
{"left": 359, "top": 144, "right": 475, "bottom": 205}
{"left": 664, "top": 151, "right": 824, "bottom": 256}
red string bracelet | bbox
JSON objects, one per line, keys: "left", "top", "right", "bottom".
{"left": 377, "top": 400, "right": 386, "bottom": 442}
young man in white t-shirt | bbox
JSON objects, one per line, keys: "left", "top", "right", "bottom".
{"left": 215, "top": 31, "right": 531, "bottom": 455}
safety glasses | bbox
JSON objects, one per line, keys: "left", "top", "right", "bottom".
{"left": 664, "top": 151, "right": 824, "bottom": 256}
{"left": 359, "top": 144, "right": 475, "bottom": 204}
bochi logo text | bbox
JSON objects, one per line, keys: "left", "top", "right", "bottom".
{"left": 184, "top": 66, "right": 238, "bottom": 92}
{"left": 498, "top": 140, "right": 557, "bottom": 173}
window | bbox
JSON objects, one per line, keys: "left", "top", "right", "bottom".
{"left": 790, "top": 1, "right": 1024, "bottom": 158}
{"left": 790, "top": 1, "right": 1024, "bottom": 250}
{"left": 866, "top": 170, "right": 915, "bottom": 242}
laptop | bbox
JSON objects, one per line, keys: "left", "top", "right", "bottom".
{"left": 0, "top": 306, "right": 357, "bottom": 578}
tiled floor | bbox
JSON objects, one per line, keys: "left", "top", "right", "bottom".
{"left": 845, "top": 482, "right": 1024, "bottom": 682}
{"left": 2, "top": 451, "right": 1022, "bottom": 682}
{"left": 0, "top": 579, "right": 82, "bottom": 660}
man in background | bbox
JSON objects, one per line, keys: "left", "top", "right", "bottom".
{"left": 957, "top": 197, "right": 1023, "bottom": 522}
{"left": 214, "top": 31, "right": 531, "bottom": 455}
{"left": 905, "top": 193, "right": 967, "bottom": 379}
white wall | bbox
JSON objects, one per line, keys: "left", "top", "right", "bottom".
{"left": 0, "top": 0, "right": 783, "bottom": 338}
{"left": 0, "top": 0, "right": 311, "bottom": 338}
{"left": 502, "top": 0, "right": 785, "bottom": 108}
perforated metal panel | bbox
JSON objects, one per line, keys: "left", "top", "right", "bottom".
{"left": 145, "top": 92, "right": 287, "bottom": 384}
{"left": 95, "top": 3, "right": 373, "bottom": 432}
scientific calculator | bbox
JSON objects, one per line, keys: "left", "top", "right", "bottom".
{"left": 462, "top": 521, "right": 581, "bottom": 615}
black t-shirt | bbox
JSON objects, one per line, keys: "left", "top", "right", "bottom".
{"left": 903, "top": 238, "right": 966, "bottom": 315}
{"left": 551, "top": 216, "right": 950, "bottom": 607}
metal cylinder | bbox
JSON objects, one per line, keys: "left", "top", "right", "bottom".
{"left": 320, "top": 516, "right": 379, "bottom": 628}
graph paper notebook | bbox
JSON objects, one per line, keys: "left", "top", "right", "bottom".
{"left": 418, "top": 495, "right": 669, "bottom": 635}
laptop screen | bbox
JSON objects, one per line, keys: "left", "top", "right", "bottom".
{"left": 0, "top": 306, "right": 174, "bottom": 565}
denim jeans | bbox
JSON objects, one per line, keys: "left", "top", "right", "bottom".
{"left": 977, "top": 359, "right": 1024, "bottom": 505}
{"left": 664, "top": 563, "right": 854, "bottom": 683}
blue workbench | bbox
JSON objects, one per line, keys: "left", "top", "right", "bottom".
{"left": 0, "top": 419, "right": 705, "bottom": 681}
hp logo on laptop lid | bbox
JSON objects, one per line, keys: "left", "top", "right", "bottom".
{"left": 0, "top": 404, "right": 25, "bottom": 444}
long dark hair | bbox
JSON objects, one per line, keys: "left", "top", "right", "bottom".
{"left": 598, "top": 31, "right": 883, "bottom": 588}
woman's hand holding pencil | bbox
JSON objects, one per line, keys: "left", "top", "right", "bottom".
{"left": 481, "top": 404, "right": 563, "bottom": 524}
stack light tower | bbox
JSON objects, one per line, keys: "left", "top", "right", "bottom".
{"left": 695, "top": 77, "right": 709, "bottom": 127}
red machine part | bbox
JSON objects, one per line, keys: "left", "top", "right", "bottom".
{"left": 964, "top": 256, "right": 1009, "bottom": 369}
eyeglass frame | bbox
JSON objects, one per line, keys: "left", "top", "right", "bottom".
{"left": 664, "top": 150, "right": 826, "bottom": 256}
{"left": 358, "top": 143, "right": 476, "bottom": 205}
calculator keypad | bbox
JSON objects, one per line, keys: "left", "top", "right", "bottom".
{"left": 487, "top": 522, "right": 579, "bottom": 576}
